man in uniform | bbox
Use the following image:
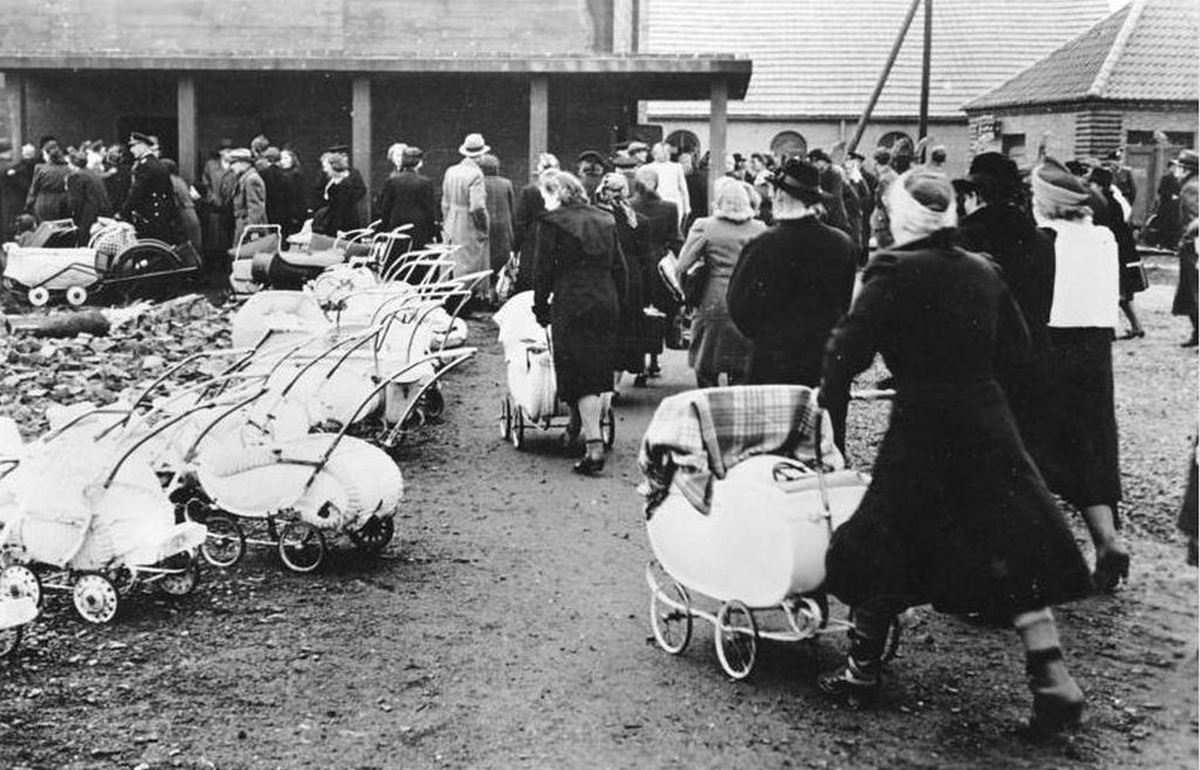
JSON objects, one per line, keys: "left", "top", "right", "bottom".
{"left": 120, "top": 132, "right": 177, "bottom": 242}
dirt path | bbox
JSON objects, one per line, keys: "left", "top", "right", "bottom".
{"left": 1, "top": 290, "right": 1197, "bottom": 770}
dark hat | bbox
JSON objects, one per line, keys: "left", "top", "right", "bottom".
{"left": 1036, "top": 157, "right": 1091, "bottom": 197}
{"left": 627, "top": 141, "right": 650, "bottom": 154}
{"left": 577, "top": 149, "right": 605, "bottom": 166}
{"left": 128, "top": 132, "right": 153, "bottom": 146}
{"left": 1175, "top": 150, "right": 1199, "bottom": 172}
{"left": 951, "top": 177, "right": 977, "bottom": 196}
{"left": 1088, "top": 166, "right": 1114, "bottom": 187}
{"left": 769, "top": 158, "right": 824, "bottom": 203}
{"left": 807, "top": 149, "right": 832, "bottom": 164}
{"left": 325, "top": 143, "right": 351, "bottom": 155}
{"left": 872, "top": 147, "right": 892, "bottom": 164}
{"left": 217, "top": 137, "right": 235, "bottom": 150}
{"left": 967, "top": 152, "right": 1020, "bottom": 186}
{"left": 1064, "top": 159, "right": 1090, "bottom": 177}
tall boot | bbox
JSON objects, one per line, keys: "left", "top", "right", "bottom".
{"left": 1014, "top": 608, "right": 1085, "bottom": 734}
{"left": 817, "top": 605, "right": 891, "bottom": 705}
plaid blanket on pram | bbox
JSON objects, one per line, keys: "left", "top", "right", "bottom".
{"left": 637, "top": 385, "right": 844, "bottom": 518}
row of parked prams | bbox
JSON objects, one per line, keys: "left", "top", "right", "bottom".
{"left": 0, "top": 244, "right": 487, "bottom": 660}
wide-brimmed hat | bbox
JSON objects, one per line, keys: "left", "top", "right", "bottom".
{"left": 459, "top": 133, "right": 490, "bottom": 157}
{"left": 1175, "top": 150, "right": 1199, "bottom": 173}
{"left": 611, "top": 153, "right": 639, "bottom": 169}
{"left": 227, "top": 148, "right": 254, "bottom": 165}
{"left": 577, "top": 149, "right": 605, "bottom": 166}
{"left": 128, "top": 132, "right": 153, "bottom": 147}
{"left": 966, "top": 152, "right": 1020, "bottom": 187}
{"left": 769, "top": 158, "right": 824, "bottom": 203}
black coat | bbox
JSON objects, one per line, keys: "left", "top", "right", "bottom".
{"left": 631, "top": 191, "right": 682, "bottom": 315}
{"left": 313, "top": 175, "right": 366, "bottom": 236}
{"left": 377, "top": 170, "right": 438, "bottom": 250}
{"left": 512, "top": 182, "right": 545, "bottom": 294}
{"left": 121, "top": 155, "right": 177, "bottom": 242}
{"left": 66, "top": 168, "right": 112, "bottom": 246}
{"left": 260, "top": 164, "right": 290, "bottom": 228}
{"left": 820, "top": 230, "right": 1092, "bottom": 615}
{"left": 601, "top": 203, "right": 651, "bottom": 372}
{"left": 533, "top": 205, "right": 626, "bottom": 402}
{"left": 726, "top": 216, "right": 857, "bottom": 386}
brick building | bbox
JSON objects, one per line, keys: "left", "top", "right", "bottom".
{"left": 641, "top": 0, "right": 1107, "bottom": 179}
{"left": 964, "top": 0, "right": 1198, "bottom": 224}
{"left": 0, "top": 0, "right": 748, "bottom": 199}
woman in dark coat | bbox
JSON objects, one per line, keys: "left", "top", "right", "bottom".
{"left": 630, "top": 167, "right": 683, "bottom": 379}
{"left": 1171, "top": 152, "right": 1199, "bottom": 346}
{"left": 1089, "top": 166, "right": 1144, "bottom": 338}
{"left": 65, "top": 151, "right": 112, "bottom": 247}
{"left": 596, "top": 172, "right": 650, "bottom": 388}
{"left": 26, "top": 140, "right": 71, "bottom": 224}
{"left": 479, "top": 154, "right": 516, "bottom": 279}
{"left": 533, "top": 170, "right": 626, "bottom": 475}
{"left": 279, "top": 149, "right": 308, "bottom": 240}
{"left": 818, "top": 169, "right": 1092, "bottom": 734}
{"left": 512, "top": 154, "right": 558, "bottom": 294}
{"left": 312, "top": 152, "right": 365, "bottom": 237}
{"left": 376, "top": 146, "right": 437, "bottom": 250}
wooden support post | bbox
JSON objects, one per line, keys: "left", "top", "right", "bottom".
{"left": 918, "top": 0, "right": 932, "bottom": 140}
{"left": 352, "top": 76, "right": 372, "bottom": 191}
{"left": 528, "top": 76, "right": 549, "bottom": 183}
{"left": 708, "top": 77, "right": 728, "bottom": 209}
{"left": 6, "top": 72, "right": 25, "bottom": 155}
{"left": 847, "top": 0, "right": 921, "bottom": 155}
{"left": 177, "top": 75, "right": 198, "bottom": 183}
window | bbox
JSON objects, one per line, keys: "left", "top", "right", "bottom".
{"left": 877, "top": 131, "right": 913, "bottom": 152}
{"left": 1127, "top": 130, "right": 1195, "bottom": 148}
{"left": 769, "top": 130, "right": 807, "bottom": 160}
{"left": 665, "top": 130, "right": 700, "bottom": 158}
{"left": 1001, "top": 133, "right": 1026, "bottom": 161}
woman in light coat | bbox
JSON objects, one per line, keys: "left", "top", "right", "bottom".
{"left": 675, "top": 178, "right": 766, "bottom": 387}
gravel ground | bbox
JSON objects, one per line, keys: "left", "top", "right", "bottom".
{"left": 0, "top": 264, "right": 1195, "bottom": 770}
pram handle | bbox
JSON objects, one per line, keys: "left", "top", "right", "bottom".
{"left": 102, "top": 387, "right": 268, "bottom": 489}
{"left": 377, "top": 347, "right": 477, "bottom": 448}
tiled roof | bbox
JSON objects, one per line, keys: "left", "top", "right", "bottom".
{"left": 643, "top": 0, "right": 1108, "bottom": 120}
{"left": 966, "top": 0, "right": 1199, "bottom": 110}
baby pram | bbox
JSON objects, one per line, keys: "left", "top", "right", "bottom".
{"left": 493, "top": 291, "right": 615, "bottom": 451}
{"left": 638, "top": 385, "right": 898, "bottom": 680}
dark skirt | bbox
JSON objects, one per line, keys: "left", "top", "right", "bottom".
{"left": 1172, "top": 245, "right": 1198, "bottom": 319}
{"left": 825, "top": 381, "right": 1093, "bottom": 616}
{"left": 1039, "top": 327, "right": 1122, "bottom": 511}
{"left": 552, "top": 289, "right": 619, "bottom": 403}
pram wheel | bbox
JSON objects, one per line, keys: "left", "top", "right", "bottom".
{"left": 156, "top": 556, "right": 200, "bottom": 597}
{"left": 72, "top": 573, "right": 120, "bottom": 624}
{"left": 277, "top": 521, "right": 326, "bottom": 573}
{"left": 715, "top": 600, "right": 758, "bottom": 680}
{"left": 353, "top": 516, "right": 395, "bottom": 555}
{"left": 511, "top": 406, "right": 526, "bottom": 450}
{"left": 27, "top": 287, "right": 49, "bottom": 307}
{"left": 0, "top": 565, "right": 42, "bottom": 609}
{"left": 601, "top": 404, "right": 616, "bottom": 450}
{"left": 200, "top": 514, "right": 245, "bottom": 569}
{"left": 111, "top": 567, "right": 138, "bottom": 598}
{"left": 649, "top": 577, "right": 692, "bottom": 655}
{"left": 65, "top": 286, "right": 88, "bottom": 306}
{"left": 422, "top": 386, "right": 445, "bottom": 420}
{"left": 499, "top": 397, "right": 513, "bottom": 440}
{"left": 0, "top": 624, "right": 22, "bottom": 659}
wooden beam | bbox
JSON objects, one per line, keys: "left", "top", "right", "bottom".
{"left": 528, "top": 76, "right": 549, "bottom": 183}
{"left": 177, "top": 74, "right": 198, "bottom": 183}
{"left": 5, "top": 72, "right": 25, "bottom": 156}
{"left": 847, "top": 0, "right": 921, "bottom": 154}
{"left": 351, "top": 76, "right": 372, "bottom": 191}
{"left": 918, "top": 0, "right": 932, "bottom": 140}
{"left": 708, "top": 77, "right": 728, "bottom": 208}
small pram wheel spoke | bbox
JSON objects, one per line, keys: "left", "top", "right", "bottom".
{"left": 72, "top": 573, "right": 120, "bottom": 625}
{"left": 156, "top": 556, "right": 200, "bottom": 597}
{"left": 277, "top": 521, "right": 326, "bottom": 573}
{"left": 0, "top": 565, "right": 42, "bottom": 609}
{"left": 499, "top": 397, "right": 513, "bottom": 440}
{"left": 200, "top": 514, "right": 245, "bottom": 569}
{"left": 352, "top": 516, "right": 395, "bottom": 555}
{"left": 715, "top": 600, "right": 758, "bottom": 680}
{"left": 649, "top": 578, "right": 692, "bottom": 655}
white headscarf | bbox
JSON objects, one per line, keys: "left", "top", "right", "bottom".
{"left": 887, "top": 170, "right": 957, "bottom": 246}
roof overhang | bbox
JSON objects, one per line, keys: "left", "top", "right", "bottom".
{"left": 964, "top": 97, "right": 1200, "bottom": 114}
{"left": 0, "top": 53, "right": 752, "bottom": 100}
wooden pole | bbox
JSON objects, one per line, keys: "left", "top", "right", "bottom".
{"left": 528, "top": 76, "right": 549, "bottom": 183}
{"left": 708, "top": 77, "right": 728, "bottom": 209}
{"left": 351, "top": 76, "right": 372, "bottom": 191}
{"left": 177, "top": 75, "right": 198, "bottom": 183}
{"left": 847, "top": 0, "right": 922, "bottom": 155}
{"left": 918, "top": 0, "right": 932, "bottom": 140}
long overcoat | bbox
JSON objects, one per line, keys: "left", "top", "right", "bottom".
{"left": 820, "top": 230, "right": 1093, "bottom": 615}
{"left": 442, "top": 159, "right": 490, "bottom": 295}
{"left": 377, "top": 169, "right": 438, "bottom": 250}
{"left": 121, "top": 154, "right": 177, "bottom": 242}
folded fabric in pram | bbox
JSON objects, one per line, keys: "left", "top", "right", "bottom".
{"left": 638, "top": 385, "right": 843, "bottom": 518}
{"left": 494, "top": 292, "right": 556, "bottom": 421}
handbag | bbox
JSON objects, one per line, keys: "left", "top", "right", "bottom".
{"left": 1122, "top": 259, "right": 1149, "bottom": 294}
{"left": 680, "top": 257, "right": 709, "bottom": 307}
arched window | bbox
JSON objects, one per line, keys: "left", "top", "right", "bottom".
{"left": 770, "top": 130, "right": 807, "bottom": 160}
{"left": 665, "top": 130, "right": 701, "bottom": 159}
{"left": 877, "top": 131, "right": 914, "bottom": 151}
